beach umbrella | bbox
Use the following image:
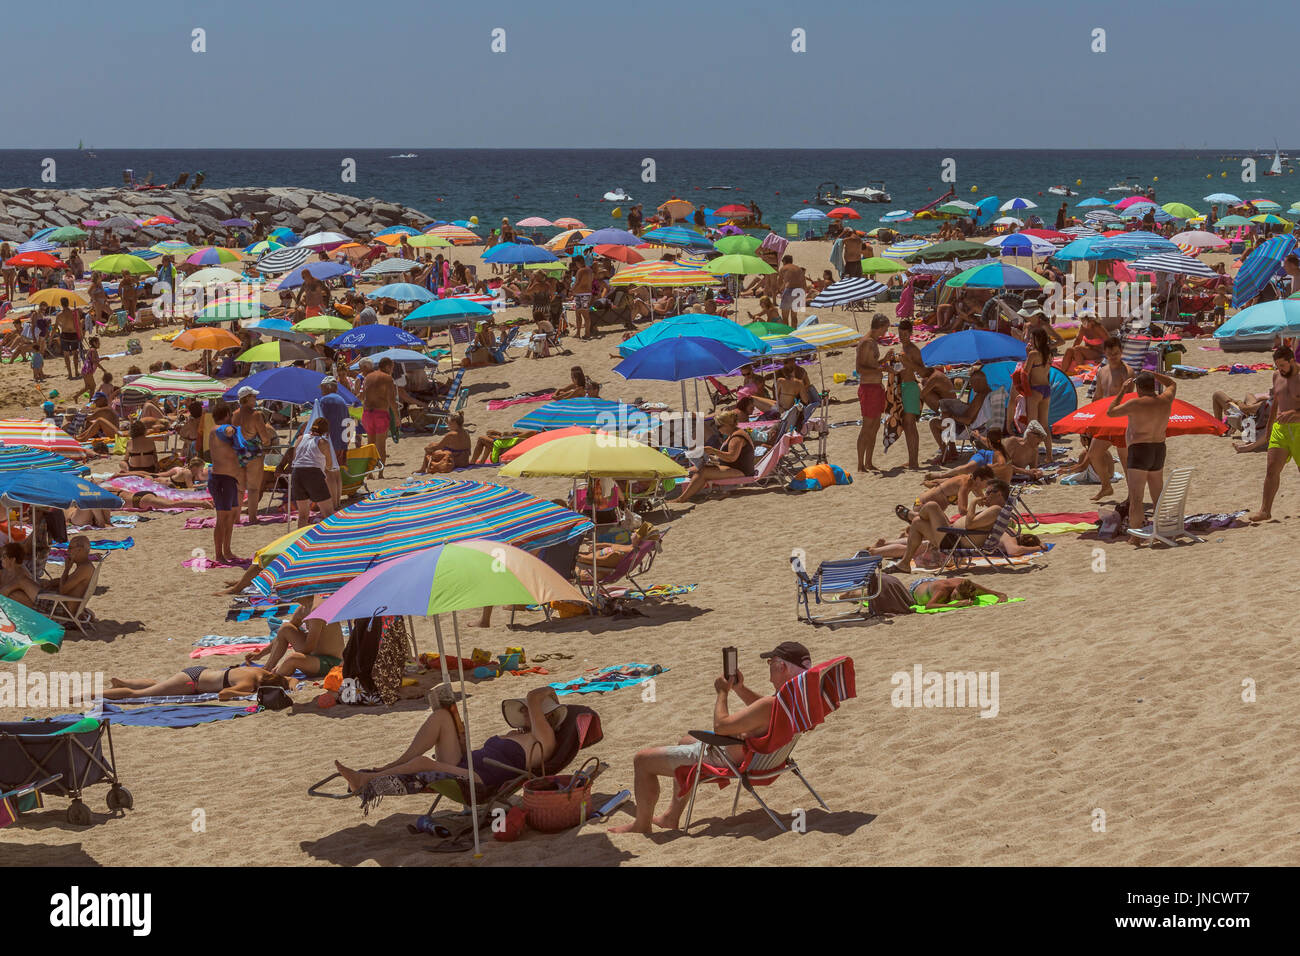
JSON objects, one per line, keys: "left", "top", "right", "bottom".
{"left": 641, "top": 226, "right": 713, "bottom": 248}
{"left": 1215, "top": 215, "right": 1253, "bottom": 227}
{"left": 0, "top": 442, "right": 86, "bottom": 475}
{"left": 194, "top": 297, "right": 266, "bottom": 324}
{"left": 984, "top": 234, "right": 1057, "bottom": 256}
{"left": 28, "top": 288, "right": 87, "bottom": 308}
{"left": 1060, "top": 225, "right": 1101, "bottom": 237}
{"left": 46, "top": 226, "right": 88, "bottom": 243}
{"left": 758, "top": 334, "right": 817, "bottom": 357}
{"left": 122, "top": 370, "right": 226, "bottom": 399}
{"left": 553, "top": 217, "right": 586, "bottom": 228}
{"left": 501, "top": 433, "right": 685, "bottom": 481}
{"left": 513, "top": 398, "right": 647, "bottom": 432}
{"left": 1248, "top": 199, "right": 1281, "bottom": 212}
{"left": 243, "top": 240, "right": 284, "bottom": 256}
{"left": 26, "top": 227, "right": 58, "bottom": 241}
{"left": 1084, "top": 210, "right": 1122, "bottom": 224}
{"left": 1052, "top": 397, "right": 1226, "bottom": 440}
{"left": 543, "top": 228, "right": 592, "bottom": 251}
{"left": 0, "top": 421, "right": 85, "bottom": 459}
{"left": 1114, "top": 196, "right": 1152, "bottom": 210}
{"left": 1214, "top": 299, "right": 1300, "bottom": 338}
{"left": 787, "top": 322, "right": 860, "bottom": 350}
{"left": 656, "top": 199, "right": 694, "bottom": 221}
{"left": 267, "top": 227, "right": 299, "bottom": 244}
{"left": 1054, "top": 236, "right": 1117, "bottom": 262}
{"left": 1076, "top": 197, "right": 1113, "bottom": 207}
{"left": 481, "top": 242, "right": 559, "bottom": 265}
{"left": 181, "top": 266, "right": 243, "bottom": 287}
{"left": 999, "top": 198, "right": 1038, "bottom": 212}
{"left": 397, "top": 235, "right": 448, "bottom": 251}
{"left": 1250, "top": 214, "right": 1293, "bottom": 226}
{"left": 256, "top": 246, "right": 314, "bottom": 274}
{"left": 1170, "top": 230, "right": 1227, "bottom": 249}
{"left": 0, "top": 470, "right": 121, "bottom": 511}
{"left": 879, "top": 210, "right": 913, "bottom": 223}
{"left": 1129, "top": 253, "right": 1216, "bottom": 279}
{"left": 593, "top": 244, "right": 644, "bottom": 263}
{"left": 15, "top": 239, "right": 58, "bottom": 254}
{"left": 8, "top": 251, "right": 62, "bottom": 269}
{"left": 269, "top": 261, "right": 353, "bottom": 290}
{"left": 424, "top": 225, "right": 481, "bottom": 245}
{"left": 99, "top": 215, "right": 140, "bottom": 231}
{"left": 516, "top": 217, "right": 554, "bottom": 228}
{"left": 936, "top": 203, "right": 975, "bottom": 216}
{"left": 186, "top": 246, "right": 242, "bottom": 266}
{"left": 921, "top": 330, "right": 1027, "bottom": 365}
{"left": 254, "top": 477, "right": 593, "bottom": 599}
{"left": 1204, "top": 192, "right": 1242, "bottom": 204}
{"left": 141, "top": 215, "right": 178, "bottom": 226}
{"left": 347, "top": 348, "right": 436, "bottom": 369}
{"left": 826, "top": 207, "right": 861, "bottom": 220}
{"left": 580, "top": 228, "right": 641, "bottom": 247}
{"left": 365, "top": 282, "right": 435, "bottom": 303}
{"left": 361, "top": 258, "right": 422, "bottom": 277}
{"left": 946, "top": 262, "right": 1049, "bottom": 289}
{"left": 809, "top": 277, "right": 888, "bottom": 307}
{"left": 1092, "top": 232, "right": 1180, "bottom": 258}
{"left": 375, "top": 225, "right": 421, "bottom": 238}
{"left": 498, "top": 427, "right": 610, "bottom": 463}
{"left": 982, "top": 362, "right": 1076, "bottom": 427}
{"left": 743, "top": 320, "right": 794, "bottom": 336}
{"left": 242, "top": 318, "right": 313, "bottom": 343}
{"left": 858, "top": 257, "right": 906, "bottom": 274}
{"left": 1231, "top": 235, "right": 1298, "bottom": 308}
{"left": 404, "top": 298, "right": 494, "bottom": 328}
{"left": 293, "top": 314, "right": 353, "bottom": 334}
{"left": 224, "top": 367, "right": 357, "bottom": 405}
{"left": 1162, "top": 202, "right": 1200, "bottom": 219}
{"left": 327, "top": 324, "right": 424, "bottom": 350}
{"left": 903, "top": 240, "right": 990, "bottom": 263}
{"left": 608, "top": 261, "right": 719, "bottom": 287}
{"left": 615, "top": 337, "right": 751, "bottom": 409}
{"left": 296, "top": 231, "right": 351, "bottom": 250}
{"left": 882, "top": 239, "right": 931, "bottom": 259}
{"left": 706, "top": 253, "right": 774, "bottom": 276}
{"left": 992, "top": 216, "right": 1024, "bottom": 227}
{"left": 1120, "top": 204, "right": 1174, "bottom": 224}
{"left": 152, "top": 239, "right": 196, "bottom": 255}
{"left": 237, "top": 341, "right": 319, "bottom": 363}
{"left": 173, "top": 327, "right": 242, "bottom": 351}
{"left": 619, "top": 315, "right": 769, "bottom": 357}
{"left": 0, "top": 593, "right": 65, "bottom": 661}
{"left": 791, "top": 208, "right": 829, "bottom": 222}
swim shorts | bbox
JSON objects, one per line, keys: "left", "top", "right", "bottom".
{"left": 662, "top": 742, "right": 706, "bottom": 767}
{"left": 1268, "top": 421, "right": 1300, "bottom": 463}
{"left": 290, "top": 466, "right": 330, "bottom": 504}
{"left": 858, "top": 383, "right": 886, "bottom": 418}
{"left": 843, "top": 259, "right": 863, "bottom": 277}
{"left": 780, "top": 289, "right": 800, "bottom": 310}
{"left": 900, "top": 380, "right": 922, "bottom": 416}
{"left": 361, "top": 409, "right": 390, "bottom": 436}
{"left": 1126, "top": 441, "right": 1167, "bottom": 472}
{"left": 310, "top": 654, "right": 343, "bottom": 676}
{"left": 60, "top": 332, "right": 80, "bottom": 351}
{"left": 209, "top": 473, "right": 240, "bottom": 512}
{"left": 573, "top": 294, "right": 591, "bottom": 310}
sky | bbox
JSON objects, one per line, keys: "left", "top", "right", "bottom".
{"left": 0, "top": 0, "right": 1293, "bottom": 149}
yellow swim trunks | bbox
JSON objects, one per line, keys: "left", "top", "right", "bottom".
{"left": 1268, "top": 422, "right": 1300, "bottom": 463}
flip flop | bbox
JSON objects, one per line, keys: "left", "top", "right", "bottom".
{"left": 895, "top": 504, "right": 912, "bottom": 523}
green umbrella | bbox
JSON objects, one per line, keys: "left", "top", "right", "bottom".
{"left": 713, "top": 234, "right": 762, "bottom": 255}
{"left": 89, "top": 253, "right": 154, "bottom": 275}
{"left": 860, "top": 256, "right": 907, "bottom": 274}
{"left": 409, "top": 234, "right": 453, "bottom": 248}
{"left": 1216, "top": 215, "right": 1253, "bottom": 227}
{"left": 903, "top": 240, "right": 992, "bottom": 263}
{"left": 1162, "top": 202, "right": 1200, "bottom": 219}
{"left": 1250, "top": 214, "right": 1293, "bottom": 226}
{"left": 238, "top": 341, "right": 318, "bottom": 363}
{"left": 0, "top": 595, "right": 65, "bottom": 661}
{"left": 47, "top": 226, "right": 88, "bottom": 242}
{"left": 292, "top": 314, "right": 353, "bottom": 333}
{"left": 743, "top": 320, "right": 794, "bottom": 336}
{"left": 706, "top": 253, "right": 774, "bottom": 275}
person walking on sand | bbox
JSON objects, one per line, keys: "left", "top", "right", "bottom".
{"left": 1249, "top": 345, "right": 1300, "bottom": 522}
{"left": 207, "top": 404, "right": 243, "bottom": 564}
{"left": 856, "top": 315, "right": 892, "bottom": 473}
{"left": 361, "top": 356, "right": 399, "bottom": 464}
{"left": 1106, "top": 370, "right": 1176, "bottom": 531}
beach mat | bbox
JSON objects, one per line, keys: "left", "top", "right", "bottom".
{"left": 486, "top": 390, "right": 555, "bottom": 410}
{"left": 65, "top": 702, "right": 261, "bottom": 728}
{"left": 548, "top": 662, "right": 667, "bottom": 697}
{"left": 909, "top": 595, "right": 1025, "bottom": 614}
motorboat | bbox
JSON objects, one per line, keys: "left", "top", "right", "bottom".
{"left": 843, "top": 181, "right": 892, "bottom": 203}
{"left": 603, "top": 187, "right": 633, "bottom": 202}
{"left": 1106, "top": 176, "right": 1143, "bottom": 193}
{"left": 1047, "top": 185, "right": 1078, "bottom": 196}
{"left": 389, "top": 153, "right": 418, "bottom": 159}
{"left": 812, "top": 181, "right": 850, "bottom": 206}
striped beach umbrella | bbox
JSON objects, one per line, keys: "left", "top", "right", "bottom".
{"left": 789, "top": 323, "right": 860, "bottom": 350}
{"left": 1129, "top": 253, "right": 1216, "bottom": 279}
{"left": 152, "top": 240, "right": 196, "bottom": 255}
{"left": 641, "top": 226, "right": 714, "bottom": 248}
{"left": 999, "top": 198, "right": 1038, "bottom": 212}
{"left": 252, "top": 478, "right": 594, "bottom": 600}
{"left": 609, "top": 261, "right": 719, "bottom": 287}
{"left": 544, "top": 228, "right": 592, "bottom": 251}
{"left": 296, "top": 232, "right": 351, "bottom": 249}
{"left": 361, "top": 257, "right": 422, "bottom": 277}
{"left": 1170, "top": 230, "right": 1227, "bottom": 249}
{"left": 266, "top": 261, "right": 353, "bottom": 291}
{"left": 1084, "top": 210, "right": 1122, "bottom": 225}
{"left": 946, "top": 262, "right": 1050, "bottom": 289}
{"left": 809, "top": 277, "right": 888, "bottom": 307}
{"left": 1248, "top": 199, "right": 1281, "bottom": 211}
{"left": 0, "top": 421, "right": 85, "bottom": 459}
{"left": 186, "top": 246, "right": 242, "bottom": 266}
{"left": 675, "top": 251, "right": 716, "bottom": 268}
{"left": 15, "top": 240, "right": 58, "bottom": 255}
{"left": 1231, "top": 235, "right": 1298, "bottom": 309}
{"left": 121, "top": 370, "right": 227, "bottom": 399}
{"left": 256, "top": 246, "right": 313, "bottom": 274}
{"left": 513, "top": 398, "right": 646, "bottom": 431}
{"left": 424, "top": 225, "right": 480, "bottom": 245}
{"left": 0, "top": 442, "right": 87, "bottom": 475}
{"left": 1250, "top": 214, "right": 1293, "bottom": 226}
{"left": 553, "top": 217, "right": 586, "bottom": 229}
{"left": 882, "top": 239, "right": 931, "bottom": 260}
{"left": 758, "top": 334, "right": 817, "bottom": 356}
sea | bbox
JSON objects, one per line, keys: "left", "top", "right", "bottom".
{"left": 1, "top": 149, "right": 1296, "bottom": 237}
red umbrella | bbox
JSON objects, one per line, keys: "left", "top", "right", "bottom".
{"left": 714, "top": 204, "right": 750, "bottom": 217}
{"left": 594, "top": 244, "right": 644, "bottom": 264}
{"left": 498, "top": 426, "right": 613, "bottom": 463}
{"left": 1052, "top": 396, "right": 1227, "bottom": 441}
{"left": 1020, "top": 228, "right": 1071, "bottom": 243}
{"left": 5, "top": 252, "right": 61, "bottom": 268}
{"left": 827, "top": 206, "right": 861, "bottom": 220}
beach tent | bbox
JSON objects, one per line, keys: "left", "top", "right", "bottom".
{"left": 982, "top": 361, "right": 1076, "bottom": 427}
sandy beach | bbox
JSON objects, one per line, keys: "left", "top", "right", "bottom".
{"left": 1, "top": 236, "right": 1298, "bottom": 869}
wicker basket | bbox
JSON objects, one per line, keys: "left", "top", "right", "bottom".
{"left": 521, "top": 758, "right": 599, "bottom": 833}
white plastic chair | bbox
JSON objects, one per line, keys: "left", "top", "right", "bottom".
{"left": 1127, "top": 467, "right": 1202, "bottom": 546}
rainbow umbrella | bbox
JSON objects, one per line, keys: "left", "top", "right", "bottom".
{"left": 423, "top": 225, "right": 480, "bottom": 245}
{"left": 0, "top": 595, "right": 65, "bottom": 662}
{"left": 186, "top": 246, "right": 242, "bottom": 266}
{"left": 513, "top": 398, "right": 648, "bottom": 431}
{"left": 152, "top": 240, "right": 196, "bottom": 255}
{"left": 1250, "top": 214, "right": 1292, "bottom": 226}
{"left": 0, "top": 443, "right": 87, "bottom": 475}
{"left": 0, "top": 421, "right": 85, "bottom": 459}
{"left": 1249, "top": 199, "right": 1282, "bottom": 211}
{"left": 788, "top": 323, "right": 860, "bottom": 350}
{"left": 608, "top": 261, "right": 719, "bottom": 287}
{"left": 243, "top": 240, "right": 284, "bottom": 256}
{"left": 945, "top": 262, "right": 1050, "bottom": 289}
{"left": 121, "top": 370, "right": 227, "bottom": 399}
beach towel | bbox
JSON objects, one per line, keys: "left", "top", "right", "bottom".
{"left": 103, "top": 473, "right": 212, "bottom": 503}
{"left": 68, "top": 515, "right": 139, "bottom": 534}
{"left": 486, "top": 390, "right": 555, "bottom": 410}
{"left": 184, "top": 556, "right": 252, "bottom": 570}
{"left": 226, "top": 603, "right": 299, "bottom": 622}
{"left": 906, "top": 543, "right": 1055, "bottom": 573}
{"left": 1184, "top": 510, "right": 1249, "bottom": 531}
{"left": 910, "top": 595, "right": 1026, "bottom": 614}
{"left": 1032, "top": 522, "right": 1098, "bottom": 535}
{"left": 55, "top": 702, "right": 259, "bottom": 728}
{"left": 183, "top": 513, "right": 288, "bottom": 530}
{"left": 189, "top": 643, "right": 269, "bottom": 659}
{"left": 600, "top": 583, "right": 699, "bottom": 601}
{"left": 51, "top": 537, "right": 134, "bottom": 552}
{"left": 1033, "top": 511, "right": 1100, "bottom": 524}
{"left": 548, "top": 662, "right": 667, "bottom": 697}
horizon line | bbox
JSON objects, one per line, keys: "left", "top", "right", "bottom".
{"left": 0, "top": 146, "right": 1292, "bottom": 152}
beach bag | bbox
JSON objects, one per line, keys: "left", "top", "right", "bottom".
{"left": 126, "top": 338, "right": 142, "bottom": 355}
{"left": 522, "top": 756, "right": 600, "bottom": 832}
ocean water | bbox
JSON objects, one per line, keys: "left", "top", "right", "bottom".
{"left": 1, "top": 148, "right": 1296, "bottom": 236}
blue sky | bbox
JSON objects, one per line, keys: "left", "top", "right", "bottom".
{"left": 1, "top": 0, "right": 1291, "bottom": 148}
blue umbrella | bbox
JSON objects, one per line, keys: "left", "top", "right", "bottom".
{"left": 223, "top": 367, "right": 359, "bottom": 405}
{"left": 1076, "top": 197, "right": 1112, "bottom": 207}
{"left": 376, "top": 225, "right": 421, "bottom": 236}
{"left": 327, "top": 324, "right": 424, "bottom": 350}
{"left": 920, "top": 330, "right": 1027, "bottom": 365}
{"left": 349, "top": 348, "right": 437, "bottom": 369}
{"left": 1231, "top": 235, "right": 1298, "bottom": 309}
{"left": 244, "top": 318, "right": 314, "bottom": 344}
{"left": 513, "top": 398, "right": 651, "bottom": 432}
{"left": 268, "top": 227, "right": 299, "bottom": 244}
{"left": 0, "top": 444, "right": 87, "bottom": 475}
{"left": 16, "top": 239, "right": 58, "bottom": 254}
{"left": 791, "top": 208, "right": 829, "bottom": 221}
{"left": 1118, "top": 204, "right": 1174, "bottom": 223}
{"left": 974, "top": 196, "right": 1001, "bottom": 227}
{"left": 1054, "top": 235, "right": 1117, "bottom": 262}
{"left": 366, "top": 282, "right": 435, "bottom": 303}
{"left": 27, "top": 226, "right": 59, "bottom": 241}
{"left": 481, "top": 242, "right": 559, "bottom": 265}
{"left": 0, "top": 471, "right": 121, "bottom": 509}
{"left": 405, "top": 298, "right": 495, "bottom": 327}
{"left": 274, "top": 261, "right": 352, "bottom": 289}
{"left": 615, "top": 337, "right": 750, "bottom": 382}
{"left": 1214, "top": 298, "right": 1300, "bottom": 338}
{"left": 619, "top": 315, "right": 770, "bottom": 357}
{"left": 983, "top": 361, "right": 1077, "bottom": 426}
{"left": 640, "top": 226, "right": 714, "bottom": 248}
{"left": 580, "top": 228, "right": 641, "bottom": 246}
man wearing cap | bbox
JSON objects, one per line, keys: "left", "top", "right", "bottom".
{"left": 610, "top": 641, "right": 813, "bottom": 835}
{"left": 232, "top": 386, "right": 274, "bottom": 523}
{"left": 318, "top": 376, "right": 350, "bottom": 508}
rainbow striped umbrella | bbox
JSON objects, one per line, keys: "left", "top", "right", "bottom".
{"left": 513, "top": 398, "right": 647, "bottom": 431}
{"left": 424, "top": 225, "right": 481, "bottom": 245}
{"left": 0, "top": 442, "right": 87, "bottom": 475}
{"left": 609, "top": 260, "right": 719, "bottom": 287}
{"left": 789, "top": 323, "right": 860, "bottom": 350}
{"left": 152, "top": 240, "right": 196, "bottom": 255}
{"left": 882, "top": 239, "right": 931, "bottom": 260}
{"left": 121, "top": 370, "right": 227, "bottom": 399}
{"left": 1249, "top": 199, "right": 1281, "bottom": 211}
{"left": 186, "top": 246, "right": 243, "bottom": 265}
{"left": 0, "top": 421, "right": 85, "bottom": 459}
{"left": 253, "top": 478, "right": 593, "bottom": 600}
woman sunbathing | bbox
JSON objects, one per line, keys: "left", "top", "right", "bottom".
{"left": 552, "top": 365, "right": 588, "bottom": 400}
{"left": 915, "top": 464, "right": 994, "bottom": 512}
{"left": 908, "top": 577, "right": 1010, "bottom": 609}
{"left": 334, "top": 686, "right": 564, "bottom": 814}
{"left": 420, "top": 413, "right": 472, "bottom": 473}
{"left": 105, "top": 665, "right": 288, "bottom": 700}
{"left": 470, "top": 428, "right": 536, "bottom": 464}
{"left": 881, "top": 479, "right": 1013, "bottom": 572}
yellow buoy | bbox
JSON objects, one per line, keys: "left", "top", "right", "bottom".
{"left": 1207, "top": 173, "right": 1212, "bottom": 178}
{"left": 970, "top": 185, "right": 978, "bottom": 192}
{"left": 1075, "top": 179, "right": 1082, "bottom": 186}
{"left": 1221, "top": 172, "right": 1227, "bottom": 177}
{"left": 611, "top": 206, "right": 623, "bottom": 218}
{"left": 1152, "top": 176, "right": 1158, "bottom": 182}
{"left": 469, "top": 216, "right": 479, "bottom": 225}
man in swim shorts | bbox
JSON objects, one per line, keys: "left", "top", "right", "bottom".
{"left": 570, "top": 255, "right": 593, "bottom": 339}
{"left": 897, "top": 319, "right": 926, "bottom": 469}
{"left": 856, "top": 315, "right": 892, "bottom": 472}
{"left": 361, "top": 357, "right": 398, "bottom": 464}
{"left": 249, "top": 596, "right": 346, "bottom": 679}
{"left": 55, "top": 300, "right": 81, "bottom": 379}
{"left": 207, "top": 403, "right": 242, "bottom": 564}
{"left": 1250, "top": 345, "right": 1300, "bottom": 522}
{"left": 1106, "top": 369, "right": 1177, "bottom": 531}
{"left": 777, "top": 255, "right": 807, "bottom": 324}
{"left": 610, "top": 641, "right": 812, "bottom": 834}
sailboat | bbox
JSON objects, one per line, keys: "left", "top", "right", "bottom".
{"left": 77, "top": 139, "right": 96, "bottom": 158}
{"left": 1263, "top": 146, "right": 1282, "bottom": 176}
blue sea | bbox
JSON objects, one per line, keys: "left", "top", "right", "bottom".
{"left": 1, "top": 149, "right": 1296, "bottom": 236}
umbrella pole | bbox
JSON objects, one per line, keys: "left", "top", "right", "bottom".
{"left": 431, "top": 614, "right": 451, "bottom": 687}
{"left": 450, "top": 610, "right": 482, "bottom": 858}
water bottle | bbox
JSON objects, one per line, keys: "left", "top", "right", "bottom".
{"left": 412, "top": 814, "right": 448, "bottom": 837}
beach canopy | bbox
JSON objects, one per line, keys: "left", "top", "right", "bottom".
{"left": 0, "top": 470, "right": 121, "bottom": 510}
{"left": 0, "top": 421, "right": 86, "bottom": 459}
{"left": 513, "top": 398, "right": 648, "bottom": 432}
{"left": 0, "top": 595, "right": 65, "bottom": 662}
{"left": 404, "top": 298, "right": 494, "bottom": 327}
{"left": 618, "top": 315, "right": 769, "bottom": 357}
{"left": 223, "top": 367, "right": 358, "bottom": 405}
{"left": 500, "top": 433, "right": 686, "bottom": 480}
{"left": 1231, "top": 235, "right": 1297, "bottom": 309}
{"left": 122, "top": 370, "right": 226, "bottom": 399}
{"left": 1214, "top": 298, "right": 1300, "bottom": 338}
{"left": 327, "top": 324, "right": 423, "bottom": 350}
{"left": 614, "top": 337, "right": 750, "bottom": 383}
{"left": 0, "top": 443, "right": 86, "bottom": 475}
{"left": 1052, "top": 397, "right": 1227, "bottom": 440}
{"left": 253, "top": 477, "right": 593, "bottom": 600}
{"left": 921, "top": 330, "right": 1027, "bottom": 365}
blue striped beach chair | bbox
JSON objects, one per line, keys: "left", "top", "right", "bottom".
{"left": 792, "top": 552, "right": 882, "bottom": 625}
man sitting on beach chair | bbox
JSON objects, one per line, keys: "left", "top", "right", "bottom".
{"left": 610, "top": 641, "right": 813, "bottom": 835}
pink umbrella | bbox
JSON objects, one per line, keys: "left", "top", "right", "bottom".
{"left": 81, "top": 220, "right": 101, "bottom": 227}
{"left": 1115, "top": 195, "right": 1154, "bottom": 210}
{"left": 553, "top": 217, "right": 586, "bottom": 228}
{"left": 517, "top": 217, "right": 553, "bottom": 227}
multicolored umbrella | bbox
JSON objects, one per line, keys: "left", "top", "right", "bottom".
{"left": 498, "top": 426, "right": 613, "bottom": 464}
{"left": 640, "top": 226, "right": 714, "bottom": 248}
{"left": 186, "top": 246, "right": 242, "bottom": 266}
{"left": 0, "top": 595, "right": 65, "bottom": 662}
{"left": 121, "top": 370, "right": 227, "bottom": 399}
{"left": 553, "top": 217, "right": 586, "bottom": 228}
{"left": 513, "top": 398, "right": 647, "bottom": 432}
{"left": 1231, "top": 235, "right": 1298, "bottom": 308}
{"left": 500, "top": 433, "right": 686, "bottom": 480}
{"left": 946, "top": 262, "right": 1050, "bottom": 289}
{"left": 543, "top": 228, "right": 592, "bottom": 251}
{"left": 0, "top": 421, "right": 85, "bottom": 459}
{"left": 608, "top": 260, "right": 719, "bottom": 287}
{"left": 788, "top": 323, "right": 860, "bottom": 350}
{"left": 0, "top": 443, "right": 87, "bottom": 475}
{"left": 984, "top": 234, "right": 1057, "bottom": 256}
{"left": 1249, "top": 214, "right": 1293, "bottom": 226}
{"left": 243, "top": 239, "right": 284, "bottom": 256}
{"left": 423, "top": 225, "right": 481, "bottom": 245}
{"left": 1052, "top": 397, "right": 1227, "bottom": 440}
{"left": 253, "top": 478, "right": 594, "bottom": 600}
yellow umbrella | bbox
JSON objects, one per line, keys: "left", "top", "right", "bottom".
{"left": 29, "top": 288, "right": 88, "bottom": 308}
{"left": 609, "top": 260, "right": 719, "bottom": 287}
{"left": 499, "top": 432, "right": 685, "bottom": 480}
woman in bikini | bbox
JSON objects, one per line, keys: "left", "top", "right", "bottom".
{"left": 105, "top": 665, "right": 288, "bottom": 700}
{"left": 420, "top": 413, "right": 472, "bottom": 474}
{"left": 675, "top": 409, "right": 756, "bottom": 504}
{"left": 119, "top": 421, "right": 161, "bottom": 474}
{"left": 908, "top": 577, "right": 1010, "bottom": 609}
{"left": 1060, "top": 314, "right": 1108, "bottom": 375}
{"left": 1025, "top": 327, "right": 1054, "bottom": 432}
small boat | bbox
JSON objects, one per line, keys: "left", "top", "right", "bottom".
{"left": 1106, "top": 176, "right": 1143, "bottom": 193}
{"left": 388, "top": 153, "right": 418, "bottom": 159}
{"left": 843, "top": 181, "right": 892, "bottom": 203}
{"left": 603, "top": 188, "right": 633, "bottom": 202}
{"left": 1047, "top": 185, "right": 1077, "bottom": 196}
{"left": 1262, "top": 146, "right": 1283, "bottom": 177}
{"left": 706, "top": 185, "right": 737, "bottom": 190}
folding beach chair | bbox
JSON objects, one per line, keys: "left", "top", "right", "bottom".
{"left": 1127, "top": 467, "right": 1202, "bottom": 546}
{"left": 704, "top": 434, "right": 800, "bottom": 493}
{"left": 791, "top": 552, "right": 882, "bottom": 625}
{"left": 340, "top": 444, "right": 382, "bottom": 499}
{"left": 936, "top": 497, "right": 1026, "bottom": 570}
{"left": 0, "top": 774, "right": 62, "bottom": 827}
{"left": 678, "top": 656, "right": 856, "bottom": 832}
{"left": 488, "top": 327, "right": 522, "bottom": 364}
{"left": 37, "top": 554, "right": 107, "bottom": 635}
{"left": 704, "top": 376, "right": 738, "bottom": 410}
{"left": 575, "top": 527, "right": 669, "bottom": 601}
{"left": 416, "top": 367, "right": 465, "bottom": 432}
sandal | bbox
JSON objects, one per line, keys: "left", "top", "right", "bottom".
{"left": 895, "top": 504, "right": 912, "bottom": 523}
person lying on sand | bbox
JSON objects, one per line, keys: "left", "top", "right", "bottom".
{"left": 610, "top": 641, "right": 812, "bottom": 835}
{"left": 105, "top": 665, "right": 288, "bottom": 701}
{"left": 839, "top": 572, "right": 1008, "bottom": 612}
{"left": 334, "top": 686, "right": 564, "bottom": 812}
{"left": 470, "top": 429, "right": 535, "bottom": 464}
{"left": 246, "top": 596, "right": 344, "bottom": 679}
{"left": 923, "top": 426, "right": 1045, "bottom": 484}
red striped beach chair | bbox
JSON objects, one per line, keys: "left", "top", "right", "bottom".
{"left": 676, "top": 656, "right": 856, "bottom": 832}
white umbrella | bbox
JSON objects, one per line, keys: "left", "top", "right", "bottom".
{"left": 296, "top": 231, "right": 351, "bottom": 249}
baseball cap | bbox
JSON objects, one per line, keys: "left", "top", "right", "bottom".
{"left": 320, "top": 376, "right": 337, "bottom": 386}
{"left": 237, "top": 386, "right": 258, "bottom": 399}
{"left": 760, "top": 641, "right": 812, "bottom": 668}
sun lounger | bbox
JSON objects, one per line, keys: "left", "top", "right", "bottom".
{"left": 704, "top": 433, "right": 799, "bottom": 493}
{"left": 792, "top": 553, "right": 882, "bottom": 625}
{"left": 677, "top": 656, "right": 856, "bottom": 832}
{"left": 1127, "top": 467, "right": 1202, "bottom": 546}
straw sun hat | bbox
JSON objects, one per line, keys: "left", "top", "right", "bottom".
{"left": 501, "top": 690, "right": 567, "bottom": 730}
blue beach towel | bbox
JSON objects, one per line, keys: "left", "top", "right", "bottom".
{"left": 54, "top": 701, "right": 260, "bottom": 728}
{"left": 548, "top": 662, "right": 667, "bottom": 697}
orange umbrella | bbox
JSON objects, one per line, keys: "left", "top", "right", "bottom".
{"left": 827, "top": 206, "right": 861, "bottom": 219}
{"left": 498, "top": 426, "right": 614, "bottom": 463}
{"left": 657, "top": 198, "right": 695, "bottom": 220}
{"left": 173, "top": 328, "right": 242, "bottom": 351}
{"left": 553, "top": 217, "right": 587, "bottom": 228}
{"left": 594, "top": 244, "right": 644, "bottom": 264}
